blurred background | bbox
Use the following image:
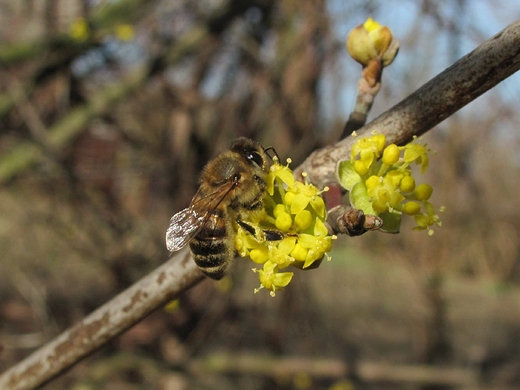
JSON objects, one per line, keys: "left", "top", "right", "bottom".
{"left": 1, "top": 0, "right": 520, "bottom": 389}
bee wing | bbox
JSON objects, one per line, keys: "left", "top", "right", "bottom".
{"left": 165, "top": 206, "right": 208, "bottom": 252}
{"left": 165, "top": 181, "right": 236, "bottom": 252}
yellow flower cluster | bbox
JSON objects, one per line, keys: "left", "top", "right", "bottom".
{"left": 338, "top": 133, "right": 443, "bottom": 235}
{"left": 235, "top": 160, "right": 335, "bottom": 296}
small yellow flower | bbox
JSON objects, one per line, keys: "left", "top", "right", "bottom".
{"left": 268, "top": 237, "right": 296, "bottom": 268}
{"left": 413, "top": 201, "right": 443, "bottom": 235}
{"left": 402, "top": 139, "right": 430, "bottom": 173}
{"left": 115, "top": 24, "right": 135, "bottom": 41}
{"left": 266, "top": 159, "right": 295, "bottom": 195}
{"left": 235, "top": 226, "right": 268, "bottom": 262}
{"left": 286, "top": 175, "right": 327, "bottom": 218}
{"left": 164, "top": 299, "right": 179, "bottom": 312}
{"left": 253, "top": 261, "right": 294, "bottom": 297}
{"left": 297, "top": 219, "right": 335, "bottom": 269}
{"left": 350, "top": 134, "right": 385, "bottom": 170}
{"left": 70, "top": 18, "right": 89, "bottom": 42}
{"left": 366, "top": 174, "right": 404, "bottom": 213}
{"left": 385, "top": 170, "right": 404, "bottom": 188}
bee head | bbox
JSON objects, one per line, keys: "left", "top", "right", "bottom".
{"left": 231, "top": 137, "right": 267, "bottom": 170}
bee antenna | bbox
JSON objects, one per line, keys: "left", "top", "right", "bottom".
{"left": 263, "top": 146, "right": 280, "bottom": 162}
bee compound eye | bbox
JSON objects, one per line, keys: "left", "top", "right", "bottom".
{"left": 247, "top": 151, "right": 264, "bottom": 167}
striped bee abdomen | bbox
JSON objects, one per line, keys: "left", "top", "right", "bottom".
{"left": 189, "top": 209, "right": 235, "bottom": 280}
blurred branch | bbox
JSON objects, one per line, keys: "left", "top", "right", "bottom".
{"left": 0, "top": 248, "right": 204, "bottom": 390}
{"left": 296, "top": 18, "right": 520, "bottom": 189}
{"left": 0, "top": 0, "right": 156, "bottom": 120}
{"left": 0, "top": 0, "right": 152, "bottom": 64}
{"left": 188, "top": 352, "right": 478, "bottom": 386}
{"left": 0, "top": 65, "right": 149, "bottom": 182}
{"left": 1, "top": 16, "right": 520, "bottom": 390}
{"left": 0, "top": 25, "right": 210, "bottom": 183}
{"left": 7, "top": 77, "right": 53, "bottom": 150}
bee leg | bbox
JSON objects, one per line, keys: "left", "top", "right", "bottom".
{"left": 263, "top": 229, "right": 285, "bottom": 241}
{"left": 236, "top": 219, "right": 257, "bottom": 235}
{"left": 236, "top": 219, "right": 285, "bottom": 242}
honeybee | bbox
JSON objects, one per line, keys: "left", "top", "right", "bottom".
{"left": 166, "top": 137, "right": 283, "bottom": 280}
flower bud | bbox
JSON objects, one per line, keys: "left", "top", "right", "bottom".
{"left": 382, "top": 144, "right": 400, "bottom": 165}
{"left": 402, "top": 201, "right": 421, "bottom": 215}
{"left": 415, "top": 183, "right": 433, "bottom": 201}
{"left": 273, "top": 204, "right": 286, "bottom": 218}
{"left": 400, "top": 175, "right": 416, "bottom": 193}
{"left": 346, "top": 18, "right": 398, "bottom": 67}
{"left": 294, "top": 210, "right": 313, "bottom": 230}
{"left": 354, "top": 159, "right": 369, "bottom": 175}
{"left": 275, "top": 211, "right": 292, "bottom": 231}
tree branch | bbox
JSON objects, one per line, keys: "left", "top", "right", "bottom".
{"left": 295, "top": 18, "right": 520, "bottom": 189}
{"left": 0, "top": 248, "right": 204, "bottom": 390}
{"left": 1, "top": 18, "right": 520, "bottom": 390}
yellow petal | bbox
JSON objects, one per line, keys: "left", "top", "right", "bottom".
{"left": 250, "top": 248, "right": 269, "bottom": 264}
{"left": 310, "top": 196, "right": 326, "bottom": 218}
{"left": 363, "top": 17, "right": 381, "bottom": 32}
{"left": 290, "top": 243, "right": 308, "bottom": 261}
{"left": 314, "top": 218, "right": 329, "bottom": 237}
{"left": 290, "top": 193, "right": 310, "bottom": 215}
{"left": 278, "top": 237, "right": 297, "bottom": 254}
{"left": 360, "top": 149, "right": 375, "bottom": 168}
{"left": 371, "top": 134, "right": 386, "bottom": 152}
{"left": 266, "top": 175, "right": 275, "bottom": 195}
{"left": 298, "top": 233, "right": 317, "bottom": 249}
{"left": 303, "top": 250, "right": 322, "bottom": 269}
{"left": 277, "top": 168, "right": 295, "bottom": 187}
{"left": 272, "top": 272, "right": 294, "bottom": 288}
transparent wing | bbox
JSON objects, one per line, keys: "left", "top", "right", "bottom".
{"left": 165, "top": 181, "right": 236, "bottom": 252}
{"left": 165, "top": 207, "right": 207, "bottom": 252}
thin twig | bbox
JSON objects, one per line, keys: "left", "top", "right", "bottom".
{"left": 1, "top": 18, "right": 520, "bottom": 390}
{"left": 295, "top": 18, "right": 520, "bottom": 189}
{"left": 0, "top": 25, "right": 210, "bottom": 184}
{"left": 7, "top": 76, "right": 53, "bottom": 152}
